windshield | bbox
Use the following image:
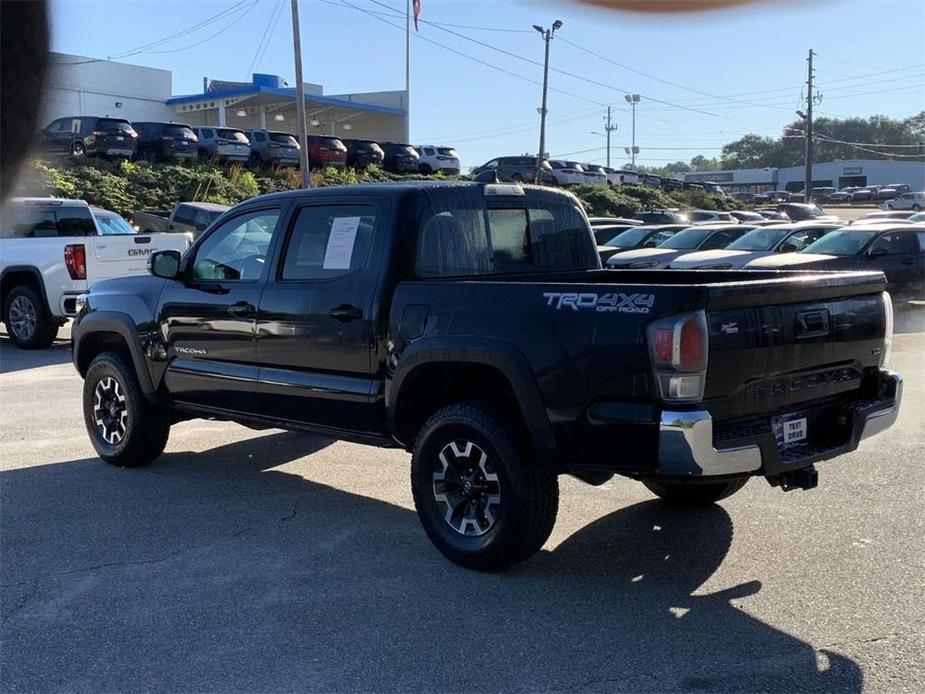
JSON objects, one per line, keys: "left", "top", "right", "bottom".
{"left": 270, "top": 133, "right": 298, "bottom": 146}
{"left": 93, "top": 210, "right": 136, "bottom": 235}
{"left": 659, "top": 227, "right": 714, "bottom": 250}
{"left": 727, "top": 227, "right": 789, "bottom": 251}
{"left": 802, "top": 229, "right": 874, "bottom": 256}
{"left": 217, "top": 129, "right": 248, "bottom": 143}
{"left": 607, "top": 227, "right": 649, "bottom": 247}
{"left": 908, "top": 212, "right": 925, "bottom": 223}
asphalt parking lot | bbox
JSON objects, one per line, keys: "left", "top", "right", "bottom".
{"left": 1, "top": 319, "right": 923, "bottom": 693}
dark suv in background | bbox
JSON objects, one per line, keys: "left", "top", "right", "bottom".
{"left": 306, "top": 135, "right": 347, "bottom": 169}
{"left": 471, "top": 156, "right": 555, "bottom": 183}
{"left": 133, "top": 122, "right": 198, "bottom": 161}
{"left": 38, "top": 116, "right": 138, "bottom": 158}
{"left": 343, "top": 139, "right": 385, "bottom": 169}
{"left": 380, "top": 142, "right": 420, "bottom": 173}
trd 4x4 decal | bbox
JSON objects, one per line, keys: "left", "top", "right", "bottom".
{"left": 542, "top": 292, "right": 655, "bottom": 314}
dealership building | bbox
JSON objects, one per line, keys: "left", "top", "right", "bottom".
{"left": 42, "top": 52, "right": 409, "bottom": 142}
{"left": 684, "top": 159, "right": 925, "bottom": 194}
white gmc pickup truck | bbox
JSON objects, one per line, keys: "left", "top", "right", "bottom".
{"left": 1, "top": 198, "right": 192, "bottom": 349}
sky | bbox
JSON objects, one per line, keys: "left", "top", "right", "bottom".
{"left": 50, "top": 0, "right": 925, "bottom": 170}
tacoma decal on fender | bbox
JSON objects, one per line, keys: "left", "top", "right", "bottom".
{"left": 543, "top": 291, "right": 655, "bottom": 314}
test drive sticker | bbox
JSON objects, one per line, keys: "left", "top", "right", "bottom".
{"left": 543, "top": 292, "right": 654, "bottom": 314}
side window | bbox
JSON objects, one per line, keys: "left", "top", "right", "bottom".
{"left": 483, "top": 159, "right": 500, "bottom": 169}
{"left": 424, "top": 147, "right": 435, "bottom": 156}
{"left": 704, "top": 231, "right": 735, "bottom": 249}
{"left": 172, "top": 205, "right": 198, "bottom": 227}
{"left": 194, "top": 210, "right": 213, "bottom": 232}
{"left": 871, "top": 232, "right": 916, "bottom": 255}
{"left": 255, "top": 132, "right": 266, "bottom": 142}
{"left": 192, "top": 210, "right": 280, "bottom": 282}
{"left": 784, "top": 230, "right": 816, "bottom": 251}
{"left": 203, "top": 128, "right": 214, "bottom": 139}
{"left": 45, "top": 119, "right": 66, "bottom": 133}
{"left": 281, "top": 205, "right": 377, "bottom": 280}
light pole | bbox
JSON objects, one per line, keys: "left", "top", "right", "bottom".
{"left": 625, "top": 93, "right": 640, "bottom": 168}
{"left": 533, "top": 19, "right": 562, "bottom": 183}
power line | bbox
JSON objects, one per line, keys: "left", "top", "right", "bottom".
{"left": 147, "top": 1, "right": 260, "bottom": 54}
{"left": 331, "top": 0, "right": 607, "bottom": 108}
{"left": 246, "top": 0, "right": 286, "bottom": 78}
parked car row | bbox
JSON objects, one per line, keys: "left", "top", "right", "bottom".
{"left": 34, "top": 115, "right": 461, "bottom": 175}
{"left": 592, "top": 213, "right": 924, "bottom": 296}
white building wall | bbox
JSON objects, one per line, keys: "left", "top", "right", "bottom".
{"left": 777, "top": 160, "right": 925, "bottom": 191}
{"left": 42, "top": 52, "right": 172, "bottom": 126}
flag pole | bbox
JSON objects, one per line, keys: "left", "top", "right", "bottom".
{"left": 404, "top": 0, "right": 411, "bottom": 142}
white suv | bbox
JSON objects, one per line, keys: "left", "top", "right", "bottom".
{"left": 415, "top": 146, "right": 461, "bottom": 175}
{"left": 884, "top": 191, "right": 924, "bottom": 211}
{"left": 547, "top": 160, "right": 587, "bottom": 186}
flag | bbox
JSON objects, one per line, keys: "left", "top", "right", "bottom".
{"left": 413, "top": 0, "right": 421, "bottom": 31}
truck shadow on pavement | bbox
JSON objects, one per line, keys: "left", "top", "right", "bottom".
{"left": 0, "top": 334, "right": 73, "bottom": 374}
{"left": 1, "top": 431, "right": 862, "bottom": 693}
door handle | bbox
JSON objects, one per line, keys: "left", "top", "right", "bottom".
{"left": 328, "top": 305, "right": 363, "bottom": 322}
{"left": 227, "top": 301, "right": 256, "bottom": 317}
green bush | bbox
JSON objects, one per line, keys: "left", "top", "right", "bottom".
{"left": 570, "top": 184, "right": 641, "bottom": 217}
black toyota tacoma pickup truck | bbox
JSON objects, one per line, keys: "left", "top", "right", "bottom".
{"left": 72, "top": 181, "right": 903, "bottom": 569}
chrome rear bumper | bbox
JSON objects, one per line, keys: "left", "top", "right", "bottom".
{"left": 658, "top": 371, "right": 903, "bottom": 477}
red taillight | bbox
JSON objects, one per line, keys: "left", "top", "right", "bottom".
{"left": 679, "top": 316, "right": 706, "bottom": 370}
{"left": 64, "top": 244, "right": 87, "bottom": 280}
{"left": 647, "top": 311, "right": 708, "bottom": 402}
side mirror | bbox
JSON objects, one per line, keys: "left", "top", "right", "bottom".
{"left": 644, "top": 240, "right": 657, "bottom": 248}
{"left": 868, "top": 247, "right": 888, "bottom": 258}
{"left": 148, "top": 249, "right": 182, "bottom": 279}
{"left": 779, "top": 243, "right": 797, "bottom": 253}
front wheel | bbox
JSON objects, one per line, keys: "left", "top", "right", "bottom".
{"left": 82, "top": 352, "right": 170, "bottom": 467}
{"left": 643, "top": 478, "right": 748, "bottom": 506}
{"left": 913, "top": 204, "right": 921, "bottom": 212}
{"left": 411, "top": 404, "right": 558, "bottom": 570}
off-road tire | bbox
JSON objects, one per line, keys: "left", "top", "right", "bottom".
{"left": 2, "top": 285, "right": 57, "bottom": 349}
{"left": 83, "top": 351, "right": 170, "bottom": 467}
{"left": 411, "top": 403, "right": 558, "bottom": 570}
{"left": 643, "top": 478, "right": 748, "bottom": 506}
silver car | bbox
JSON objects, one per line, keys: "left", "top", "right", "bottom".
{"left": 192, "top": 127, "right": 251, "bottom": 163}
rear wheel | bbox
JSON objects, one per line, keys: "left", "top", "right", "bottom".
{"left": 419, "top": 163, "right": 433, "bottom": 175}
{"left": 411, "top": 403, "right": 558, "bottom": 570}
{"left": 3, "top": 286, "right": 57, "bottom": 349}
{"left": 511, "top": 173, "right": 524, "bottom": 183}
{"left": 71, "top": 140, "right": 85, "bottom": 156}
{"left": 82, "top": 352, "right": 170, "bottom": 467}
{"left": 913, "top": 204, "right": 921, "bottom": 212}
{"left": 643, "top": 478, "right": 748, "bottom": 506}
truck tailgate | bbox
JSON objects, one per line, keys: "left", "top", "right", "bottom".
{"left": 702, "top": 272, "right": 887, "bottom": 420}
{"left": 89, "top": 233, "right": 191, "bottom": 279}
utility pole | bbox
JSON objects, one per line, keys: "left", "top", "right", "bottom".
{"left": 404, "top": 0, "right": 411, "bottom": 142}
{"left": 625, "top": 94, "right": 640, "bottom": 168}
{"left": 803, "top": 49, "right": 814, "bottom": 204}
{"left": 603, "top": 106, "right": 618, "bottom": 168}
{"left": 291, "top": 0, "right": 311, "bottom": 188}
{"left": 533, "top": 20, "right": 562, "bottom": 183}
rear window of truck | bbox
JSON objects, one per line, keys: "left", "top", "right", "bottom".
{"left": 414, "top": 201, "right": 598, "bottom": 278}
{"left": 1, "top": 204, "right": 96, "bottom": 238}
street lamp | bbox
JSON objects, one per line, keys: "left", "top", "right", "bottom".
{"left": 533, "top": 19, "right": 563, "bottom": 183}
{"left": 625, "top": 94, "right": 640, "bottom": 168}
